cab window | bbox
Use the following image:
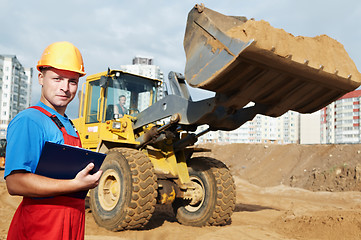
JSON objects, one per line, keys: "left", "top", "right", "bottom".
{"left": 85, "top": 80, "right": 101, "bottom": 123}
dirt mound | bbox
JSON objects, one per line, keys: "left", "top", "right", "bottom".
{"left": 227, "top": 19, "right": 361, "bottom": 81}
{"left": 300, "top": 164, "right": 361, "bottom": 192}
{"left": 194, "top": 143, "right": 361, "bottom": 192}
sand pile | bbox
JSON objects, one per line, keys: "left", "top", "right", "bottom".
{"left": 195, "top": 143, "right": 361, "bottom": 192}
{"left": 226, "top": 19, "right": 361, "bottom": 82}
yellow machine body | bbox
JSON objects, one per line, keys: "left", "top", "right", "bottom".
{"left": 72, "top": 70, "right": 191, "bottom": 185}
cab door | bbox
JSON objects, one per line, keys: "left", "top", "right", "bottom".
{"left": 81, "top": 79, "right": 103, "bottom": 150}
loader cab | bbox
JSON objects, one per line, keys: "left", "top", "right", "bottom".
{"left": 74, "top": 70, "right": 161, "bottom": 150}
{"left": 83, "top": 70, "right": 160, "bottom": 124}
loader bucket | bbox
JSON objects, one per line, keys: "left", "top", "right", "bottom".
{"left": 184, "top": 4, "right": 361, "bottom": 117}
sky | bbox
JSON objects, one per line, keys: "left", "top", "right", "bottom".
{"left": 1, "top": 0, "right": 360, "bottom": 118}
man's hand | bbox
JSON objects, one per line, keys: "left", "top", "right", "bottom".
{"left": 73, "top": 163, "right": 102, "bottom": 190}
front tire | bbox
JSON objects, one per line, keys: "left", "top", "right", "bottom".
{"left": 173, "top": 157, "right": 236, "bottom": 226}
{"left": 90, "top": 148, "right": 157, "bottom": 231}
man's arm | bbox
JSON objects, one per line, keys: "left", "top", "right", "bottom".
{"left": 6, "top": 163, "right": 102, "bottom": 198}
{"left": 114, "top": 105, "right": 119, "bottom": 114}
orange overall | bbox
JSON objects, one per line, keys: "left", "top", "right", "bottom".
{"left": 7, "top": 106, "right": 85, "bottom": 240}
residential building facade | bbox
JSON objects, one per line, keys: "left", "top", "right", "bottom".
{"left": 321, "top": 90, "right": 361, "bottom": 144}
{"left": 120, "top": 56, "right": 164, "bottom": 81}
{"left": 0, "top": 55, "right": 32, "bottom": 139}
{"left": 299, "top": 111, "right": 321, "bottom": 144}
{"left": 198, "top": 108, "right": 301, "bottom": 144}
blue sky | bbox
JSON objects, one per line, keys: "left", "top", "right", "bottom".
{"left": 1, "top": 0, "right": 360, "bottom": 118}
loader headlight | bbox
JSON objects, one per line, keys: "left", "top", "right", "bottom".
{"left": 112, "top": 122, "right": 121, "bottom": 129}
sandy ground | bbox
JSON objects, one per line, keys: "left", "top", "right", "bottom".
{"left": 1, "top": 143, "right": 361, "bottom": 239}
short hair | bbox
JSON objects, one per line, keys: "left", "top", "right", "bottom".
{"left": 39, "top": 66, "right": 52, "bottom": 75}
{"left": 119, "top": 95, "right": 126, "bottom": 100}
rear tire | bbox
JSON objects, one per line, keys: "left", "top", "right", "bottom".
{"left": 173, "top": 157, "right": 236, "bottom": 226}
{"left": 90, "top": 148, "right": 157, "bottom": 231}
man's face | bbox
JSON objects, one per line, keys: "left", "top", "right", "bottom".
{"left": 39, "top": 68, "right": 80, "bottom": 114}
{"left": 120, "top": 96, "right": 126, "bottom": 106}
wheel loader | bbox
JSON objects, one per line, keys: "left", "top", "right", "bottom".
{"left": 72, "top": 4, "right": 361, "bottom": 230}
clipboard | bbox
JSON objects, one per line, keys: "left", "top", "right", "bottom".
{"left": 35, "top": 141, "right": 106, "bottom": 199}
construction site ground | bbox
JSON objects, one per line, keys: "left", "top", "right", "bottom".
{"left": 1, "top": 143, "right": 361, "bottom": 239}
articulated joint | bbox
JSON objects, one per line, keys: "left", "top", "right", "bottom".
{"left": 136, "top": 113, "right": 181, "bottom": 149}
{"left": 173, "top": 127, "right": 210, "bottom": 152}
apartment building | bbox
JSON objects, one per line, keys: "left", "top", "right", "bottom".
{"left": 321, "top": 90, "right": 361, "bottom": 144}
{"left": 299, "top": 111, "right": 321, "bottom": 144}
{"left": 0, "top": 55, "right": 32, "bottom": 139}
{"left": 120, "top": 56, "right": 164, "bottom": 81}
{"left": 198, "top": 109, "right": 301, "bottom": 144}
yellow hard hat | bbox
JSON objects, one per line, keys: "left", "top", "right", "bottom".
{"left": 37, "top": 41, "right": 86, "bottom": 76}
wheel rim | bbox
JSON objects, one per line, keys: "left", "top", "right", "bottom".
{"left": 185, "top": 176, "right": 205, "bottom": 212}
{"left": 98, "top": 169, "right": 121, "bottom": 211}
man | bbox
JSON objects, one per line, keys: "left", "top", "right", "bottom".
{"left": 114, "top": 94, "right": 128, "bottom": 117}
{"left": 4, "top": 41, "right": 102, "bottom": 240}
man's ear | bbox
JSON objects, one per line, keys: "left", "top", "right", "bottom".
{"left": 38, "top": 72, "right": 44, "bottom": 86}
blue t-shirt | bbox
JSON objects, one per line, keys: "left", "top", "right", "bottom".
{"left": 4, "top": 102, "right": 78, "bottom": 178}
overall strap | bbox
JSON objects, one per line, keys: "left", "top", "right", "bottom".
{"left": 29, "top": 106, "right": 82, "bottom": 147}
{"left": 29, "top": 106, "right": 64, "bottom": 130}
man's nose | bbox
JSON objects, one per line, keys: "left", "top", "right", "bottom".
{"left": 60, "top": 80, "right": 69, "bottom": 91}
